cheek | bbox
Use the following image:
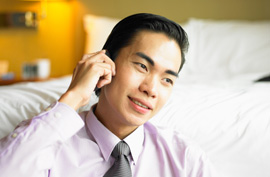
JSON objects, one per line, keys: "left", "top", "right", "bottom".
{"left": 115, "top": 66, "right": 142, "bottom": 89}
{"left": 155, "top": 88, "right": 172, "bottom": 111}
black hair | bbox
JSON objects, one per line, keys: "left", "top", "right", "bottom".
{"left": 96, "top": 13, "right": 189, "bottom": 96}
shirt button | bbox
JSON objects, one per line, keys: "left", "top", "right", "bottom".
{"left": 54, "top": 112, "right": 61, "bottom": 118}
{"left": 11, "top": 133, "right": 18, "bottom": 138}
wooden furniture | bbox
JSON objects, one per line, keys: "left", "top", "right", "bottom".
{"left": 0, "top": 78, "right": 51, "bottom": 86}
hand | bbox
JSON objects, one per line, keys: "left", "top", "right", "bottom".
{"left": 59, "top": 50, "right": 116, "bottom": 110}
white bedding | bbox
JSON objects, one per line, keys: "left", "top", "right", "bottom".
{"left": 152, "top": 77, "right": 270, "bottom": 177}
{"left": 0, "top": 15, "right": 270, "bottom": 177}
{"left": 0, "top": 75, "right": 269, "bottom": 177}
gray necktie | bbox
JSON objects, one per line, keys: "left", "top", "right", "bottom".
{"left": 103, "top": 141, "right": 132, "bottom": 177}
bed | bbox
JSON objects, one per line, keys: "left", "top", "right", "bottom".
{"left": 0, "top": 15, "right": 269, "bottom": 177}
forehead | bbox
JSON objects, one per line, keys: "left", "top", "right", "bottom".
{"left": 125, "top": 31, "right": 182, "bottom": 72}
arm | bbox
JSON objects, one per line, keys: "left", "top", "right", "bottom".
{"left": 0, "top": 50, "right": 115, "bottom": 176}
{"left": 0, "top": 102, "right": 83, "bottom": 176}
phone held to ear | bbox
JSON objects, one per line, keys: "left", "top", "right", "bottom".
{"left": 105, "top": 50, "right": 111, "bottom": 58}
{"left": 94, "top": 50, "right": 113, "bottom": 92}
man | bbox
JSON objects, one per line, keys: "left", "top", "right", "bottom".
{"left": 0, "top": 13, "right": 217, "bottom": 176}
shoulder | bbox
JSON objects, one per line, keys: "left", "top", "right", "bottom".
{"left": 144, "top": 121, "right": 205, "bottom": 157}
{"left": 144, "top": 122, "right": 196, "bottom": 147}
{"left": 143, "top": 122, "right": 218, "bottom": 176}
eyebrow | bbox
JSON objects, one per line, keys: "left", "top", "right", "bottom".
{"left": 136, "top": 52, "right": 154, "bottom": 66}
{"left": 135, "top": 52, "right": 179, "bottom": 77}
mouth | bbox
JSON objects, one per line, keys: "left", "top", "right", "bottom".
{"left": 128, "top": 97, "right": 153, "bottom": 110}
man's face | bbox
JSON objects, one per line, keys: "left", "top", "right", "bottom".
{"left": 98, "top": 30, "right": 182, "bottom": 133}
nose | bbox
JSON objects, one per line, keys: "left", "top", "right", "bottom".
{"left": 139, "top": 76, "right": 158, "bottom": 98}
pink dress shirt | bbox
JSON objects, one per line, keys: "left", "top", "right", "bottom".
{"left": 0, "top": 102, "right": 217, "bottom": 177}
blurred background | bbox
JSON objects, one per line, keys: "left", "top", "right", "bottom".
{"left": 0, "top": 0, "right": 269, "bottom": 82}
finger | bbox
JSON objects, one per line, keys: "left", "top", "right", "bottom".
{"left": 96, "top": 70, "right": 112, "bottom": 88}
{"left": 81, "top": 50, "right": 102, "bottom": 61}
{"left": 85, "top": 50, "right": 106, "bottom": 60}
{"left": 95, "top": 62, "right": 113, "bottom": 88}
{"left": 95, "top": 62, "right": 113, "bottom": 77}
{"left": 98, "top": 52, "right": 116, "bottom": 76}
{"left": 71, "top": 67, "right": 77, "bottom": 82}
{"left": 81, "top": 54, "right": 93, "bottom": 61}
{"left": 85, "top": 50, "right": 116, "bottom": 76}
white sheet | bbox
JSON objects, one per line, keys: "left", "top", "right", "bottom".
{"left": 0, "top": 75, "right": 269, "bottom": 177}
{"left": 151, "top": 77, "right": 270, "bottom": 177}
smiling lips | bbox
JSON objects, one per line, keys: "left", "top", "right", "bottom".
{"left": 132, "top": 99, "right": 149, "bottom": 109}
{"left": 129, "top": 97, "right": 153, "bottom": 114}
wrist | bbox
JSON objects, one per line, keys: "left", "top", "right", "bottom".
{"left": 58, "top": 91, "right": 85, "bottom": 110}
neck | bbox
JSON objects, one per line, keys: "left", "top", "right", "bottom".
{"left": 94, "top": 102, "right": 138, "bottom": 140}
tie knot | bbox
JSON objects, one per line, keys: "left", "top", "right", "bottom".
{"left": 112, "top": 141, "right": 130, "bottom": 158}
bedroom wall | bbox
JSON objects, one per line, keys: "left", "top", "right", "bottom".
{"left": 0, "top": 0, "right": 75, "bottom": 78}
{"left": 0, "top": 0, "right": 269, "bottom": 78}
{"left": 73, "top": 0, "right": 270, "bottom": 70}
{"left": 76, "top": 0, "right": 270, "bottom": 22}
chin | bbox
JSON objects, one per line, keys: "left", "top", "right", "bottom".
{"left": 126, "top": 113, "right": 152, "bottom": 127}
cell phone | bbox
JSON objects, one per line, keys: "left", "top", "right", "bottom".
{"left": 105, "top": 50, "right": 111, "bottom": 58}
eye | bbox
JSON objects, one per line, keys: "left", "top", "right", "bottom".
{"left": 139, "top": 63, "right": 147, "bottom": 70}
{"left": 163, "top": 78, "right": 173, "bottom": 85}
{"left": 134, "top": 62, "right": 148, "bottom": 72}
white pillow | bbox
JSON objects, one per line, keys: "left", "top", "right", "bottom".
{"left": 84, "top": 15, "right": 270, "bottom": 80}
{"left": 0, "top": 76, "right": 99, "bottom": 139}
{"left": 83, "top": 14, "right": 120, "bottom": 53}
{"left": 181, "top": 18, "right": 270, "bottom": 79}
{"left": 0, "top": 77, "right": 71, "bottom": 138}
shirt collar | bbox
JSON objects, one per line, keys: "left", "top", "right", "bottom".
{"left": 85, "top": 105, "right": 144, "bottom": 164}
{"left": 123, "top": 125, "right": 144, "bottom": 165}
